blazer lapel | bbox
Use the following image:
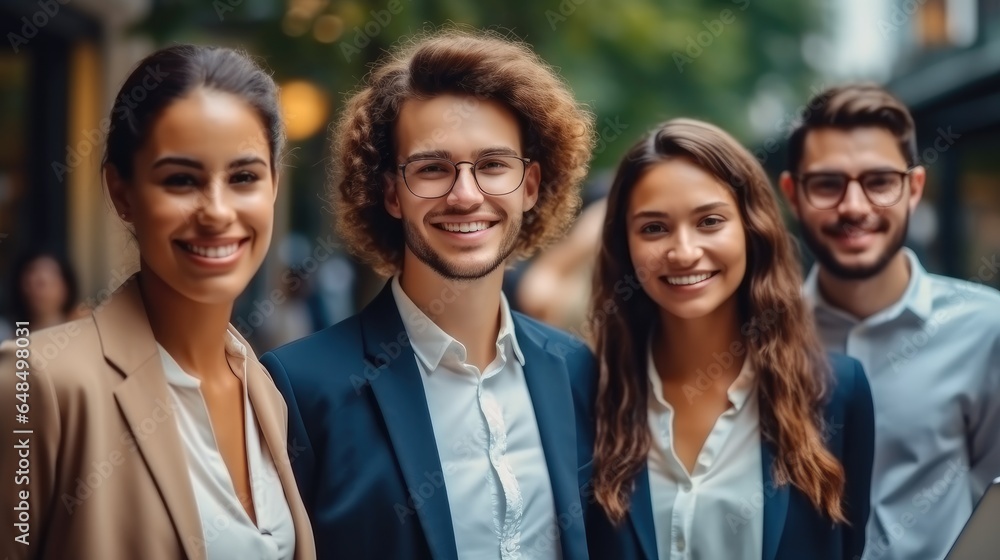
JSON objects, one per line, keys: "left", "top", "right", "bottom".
{"left": 96, "top": 278, "right": 204, "bottom": 560}
{"left": 761, "top": 439, "right": 789, "bottom": 560}
{"left": 238, "top": 327, "right": 316, "bottom": 560}
{"left": 360, "top": 283, "right": 459, "bottom": 560}
{"left": 514, "top": 318, "right": 587, "bottom": 558}
{"left": 628, "top": 466, "right": 658, "bottom": 560}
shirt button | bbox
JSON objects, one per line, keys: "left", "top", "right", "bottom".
{"left": 675, "top": 534, "right": 685, "bottom": 552}
{"left": 504, "top": 540, "right": 516, "bottom": 552}
{"left": 681, "top": 481, "right": 692, "bottom": 492}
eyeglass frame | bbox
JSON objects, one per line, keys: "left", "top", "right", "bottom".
{"left": 794, "top": 167, "right": 917, "bottom": 210}
{"left": 396, "top": 155, "right": 532, "bottom": 199}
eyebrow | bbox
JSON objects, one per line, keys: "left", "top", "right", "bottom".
{"left": 631, "top": 201, "right": 731, "bottom": 220}
{"left": 151, "top": 155, "right": 267, "bottom": 170}
{"left": 403, "top": 145, "right": 519, "bottom": 163}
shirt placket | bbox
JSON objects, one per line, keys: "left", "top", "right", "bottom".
{"left": 478, "top": 378, "right": 524, "bottom": 560}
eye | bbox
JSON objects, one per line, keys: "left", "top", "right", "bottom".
{"left": 640, "top": 223, "right": 667, "bottom": 234}
{"left": 163, "top": 174, "right": 197, "bottom": 187}
{"left": 231, "top": 171, "right": 259, "bottom": 184}
{"left": 700, "top": 216, "right": 725, "bottom": 227}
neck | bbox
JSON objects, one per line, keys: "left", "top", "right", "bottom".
{"left": 817, "top": 251, "right": 911, "bottom": 320}
{"left": 653, "top": 296, "right": 744, "bottom": 385}
{"left": 138, "top": 266, "right": 235, "bottom": 379}
{"left": 399, "top": 259, "right": 504, "bottom": 371}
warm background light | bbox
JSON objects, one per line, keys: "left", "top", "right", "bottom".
{"left": 279, "top": 80, "right": 329, "bottom": 141}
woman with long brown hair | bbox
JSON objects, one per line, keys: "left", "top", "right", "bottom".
{"left": 582, "top": 119, "right": 874, "bottom": 560}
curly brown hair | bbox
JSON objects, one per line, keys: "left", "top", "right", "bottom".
{"left": 331, "top": 27, "right": 595, "bottom": 276}
{"left": 590, "top": 119, "right": 847, "bottom": 525}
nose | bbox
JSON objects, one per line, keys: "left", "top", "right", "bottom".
{"left": 665, "top": 228, "right": 703, "bottom": 269}
{"left": 837, "top": 179, "right": 872, "bottom": 217}
{"left": 446, "top": 163, "right": 484, "bottom": 210}
{"left": 195, "top": 181, "right": 237, "bottom": 229}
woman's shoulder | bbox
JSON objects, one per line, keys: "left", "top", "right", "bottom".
{"left": 1, "top": 314, "right": 104, "bottom": 389}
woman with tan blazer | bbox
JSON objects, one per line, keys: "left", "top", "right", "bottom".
{"left": 0, "top": 45, "right": 315, "bottom": 560}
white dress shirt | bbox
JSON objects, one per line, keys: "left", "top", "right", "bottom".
{"left": 392, "top": 276, "right": 561, "bottom": 560}
{"left": 646, "top": 346, "right": 763, "bottom": 560}
{"left": 157, "top": 332, "right": 295, "bottom": 560}
{"left": 805, "top": 248, "right": 1000, "bottom": 560}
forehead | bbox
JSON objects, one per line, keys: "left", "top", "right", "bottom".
{"left": 628, "top": 159, "right": 736, "bottom": 215}
{"left": 800, "top": 126, "right": 908, "bottom": 172}
{"left": 141, "top": 88, "right": 270, "bottom": 159}
{"left": 393, "top": 94, "right": 523, "bottom": 158}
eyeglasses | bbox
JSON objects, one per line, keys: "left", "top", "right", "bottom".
{"left": 397, "top": 155, "right": 531, "bottom": 199}
{"left": 796, "top": 169, "right": 913, "bottom": 210}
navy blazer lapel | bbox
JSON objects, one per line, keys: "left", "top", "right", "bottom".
{"left": 360, "top": 283, "right": 459, "bottom": 560}
{"left": 761, "top": 439, "right": 789, "bottom": 560}
{"left": 629, "top": 466, "right": 658, "bottom": 560}
{"left": 514, "top": 316, "right": 588, "bottom": 559}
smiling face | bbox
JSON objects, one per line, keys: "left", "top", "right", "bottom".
{"left": 781, "top": 126, "right": 924, "bottom": 280}
{"left": 627, "top": 158, "right": 747, "bottom": 322}
{"left": 385, "top": 94, "right": 540, "bottom": 282}
{"left": 107, "top": 87, "right": 277, "bottom": 305}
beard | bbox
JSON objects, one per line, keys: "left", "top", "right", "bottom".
{"left": 799, "top": 213, "right": 908, "bottom": 281}
{"left": 402, "top": 213, "right": 521, "bottom": 281}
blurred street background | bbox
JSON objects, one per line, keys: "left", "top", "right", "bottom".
{"left": 1, "top": 0, "right": 998, "bottom": 351}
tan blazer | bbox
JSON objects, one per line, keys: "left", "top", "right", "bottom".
{"left": 0, "top": 278, "right": 316, "bottom": 560}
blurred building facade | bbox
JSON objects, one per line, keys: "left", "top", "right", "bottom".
{"left": 0, "top": 0, "right": 154, "bottom": 315}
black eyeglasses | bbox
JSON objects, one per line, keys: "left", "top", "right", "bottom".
{"left": 397, "top": 155, "right": 531, "bottom": 199}
{"left": 796, "top": 168, "right": 913, "bottom": 210}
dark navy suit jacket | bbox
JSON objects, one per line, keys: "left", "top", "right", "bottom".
{"left": 261, "top": 282, "right": 597, "bottom": 560}
{"left": 580, "top": 353, "right": 875, "bottom": 560}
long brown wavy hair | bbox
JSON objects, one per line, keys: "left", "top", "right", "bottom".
{"left": 590, "top": 119, "right": 846, "bottom": 525}
{"left": 332, "top": 27, "right": 595, "bottom": 276}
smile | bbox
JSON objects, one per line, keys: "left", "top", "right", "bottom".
{"left": 178, "top": 241, "right": 243, "bottom": 259}
{"left": 434, "top": 221, "right": 496, "bottom": 233}
{"left": 664, "top": 272, "right": 718, "bottom": 286}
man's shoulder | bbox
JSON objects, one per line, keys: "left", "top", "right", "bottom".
{"left": 926, "top": 272, "right": 1000, "bottom": 326}
{"left": 512, "top": 311, "right": 592, "bottom": 361}
{"left": 264, "top": 314, "right": 367, "bottom": 373}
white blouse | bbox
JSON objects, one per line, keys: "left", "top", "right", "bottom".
{"left": 646, "top": 347, "right": 764, "bottom": 560}
{"left": 157, "top": 333, "right": 295, "bottom": 560}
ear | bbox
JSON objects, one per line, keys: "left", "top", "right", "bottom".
{"left": 521, "top": 161, "right": 541, "bottom": 212}
{"left": 271, "top": 168, "right": 280, "bottom": 203}
{"left": 906, "top": 165, "right": 926, "bottom": 211}
{"left": 778, "top": 171, "right": 800, "bottom": 219}
{"left": 383, "top": 171, "right": 403, "bottom": 219}
{"left": 105, "top": 164, "right": 132, "bottom": 221}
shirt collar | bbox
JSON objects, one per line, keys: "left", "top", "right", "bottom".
{"left": 646, "top": 343, "right": 756, "bottom": 412}
{"left": 803, "top": 247, "right": 934, "bottom": 324}
{"left": 157, "top": 331, "right": 248, "bottom": 388}
{"left": 391, "top": 275, "right": 525, "bottom": 373}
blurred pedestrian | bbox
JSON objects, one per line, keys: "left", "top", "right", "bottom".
{"left": 0, "top": 45, "right": 315, "bottom": 560}
{"left": 7, "top": 249, "right": 85, "bottom": 329}
{"left": 780, "top": 84, "right": 1000, "bottom": 560}
{"left": 584, "top": 119, "right": 874, "bottom": 560}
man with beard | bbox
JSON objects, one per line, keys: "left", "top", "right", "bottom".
{"left": 780, "top": 84, "right": 1000, "bottom": 560}
{"left": 259, "top": 29, "right": 596, "bottom": 560}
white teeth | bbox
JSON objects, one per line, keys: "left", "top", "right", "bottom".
{"left": 440, "top": 221, "right": 491, "bottom": 233}
{"left": 666, "top": 273, "right": 714, "bottom": 286}
{"left": 182, "top": 242, "right": 240, "bottom": 258}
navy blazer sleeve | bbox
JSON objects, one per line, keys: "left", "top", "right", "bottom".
{"left": 838, "top": 356, "right": 875, "bottom": 560}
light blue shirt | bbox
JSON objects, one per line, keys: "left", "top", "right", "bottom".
{"left": 804, "top": 248, "right": 1000, "bottom": 560}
